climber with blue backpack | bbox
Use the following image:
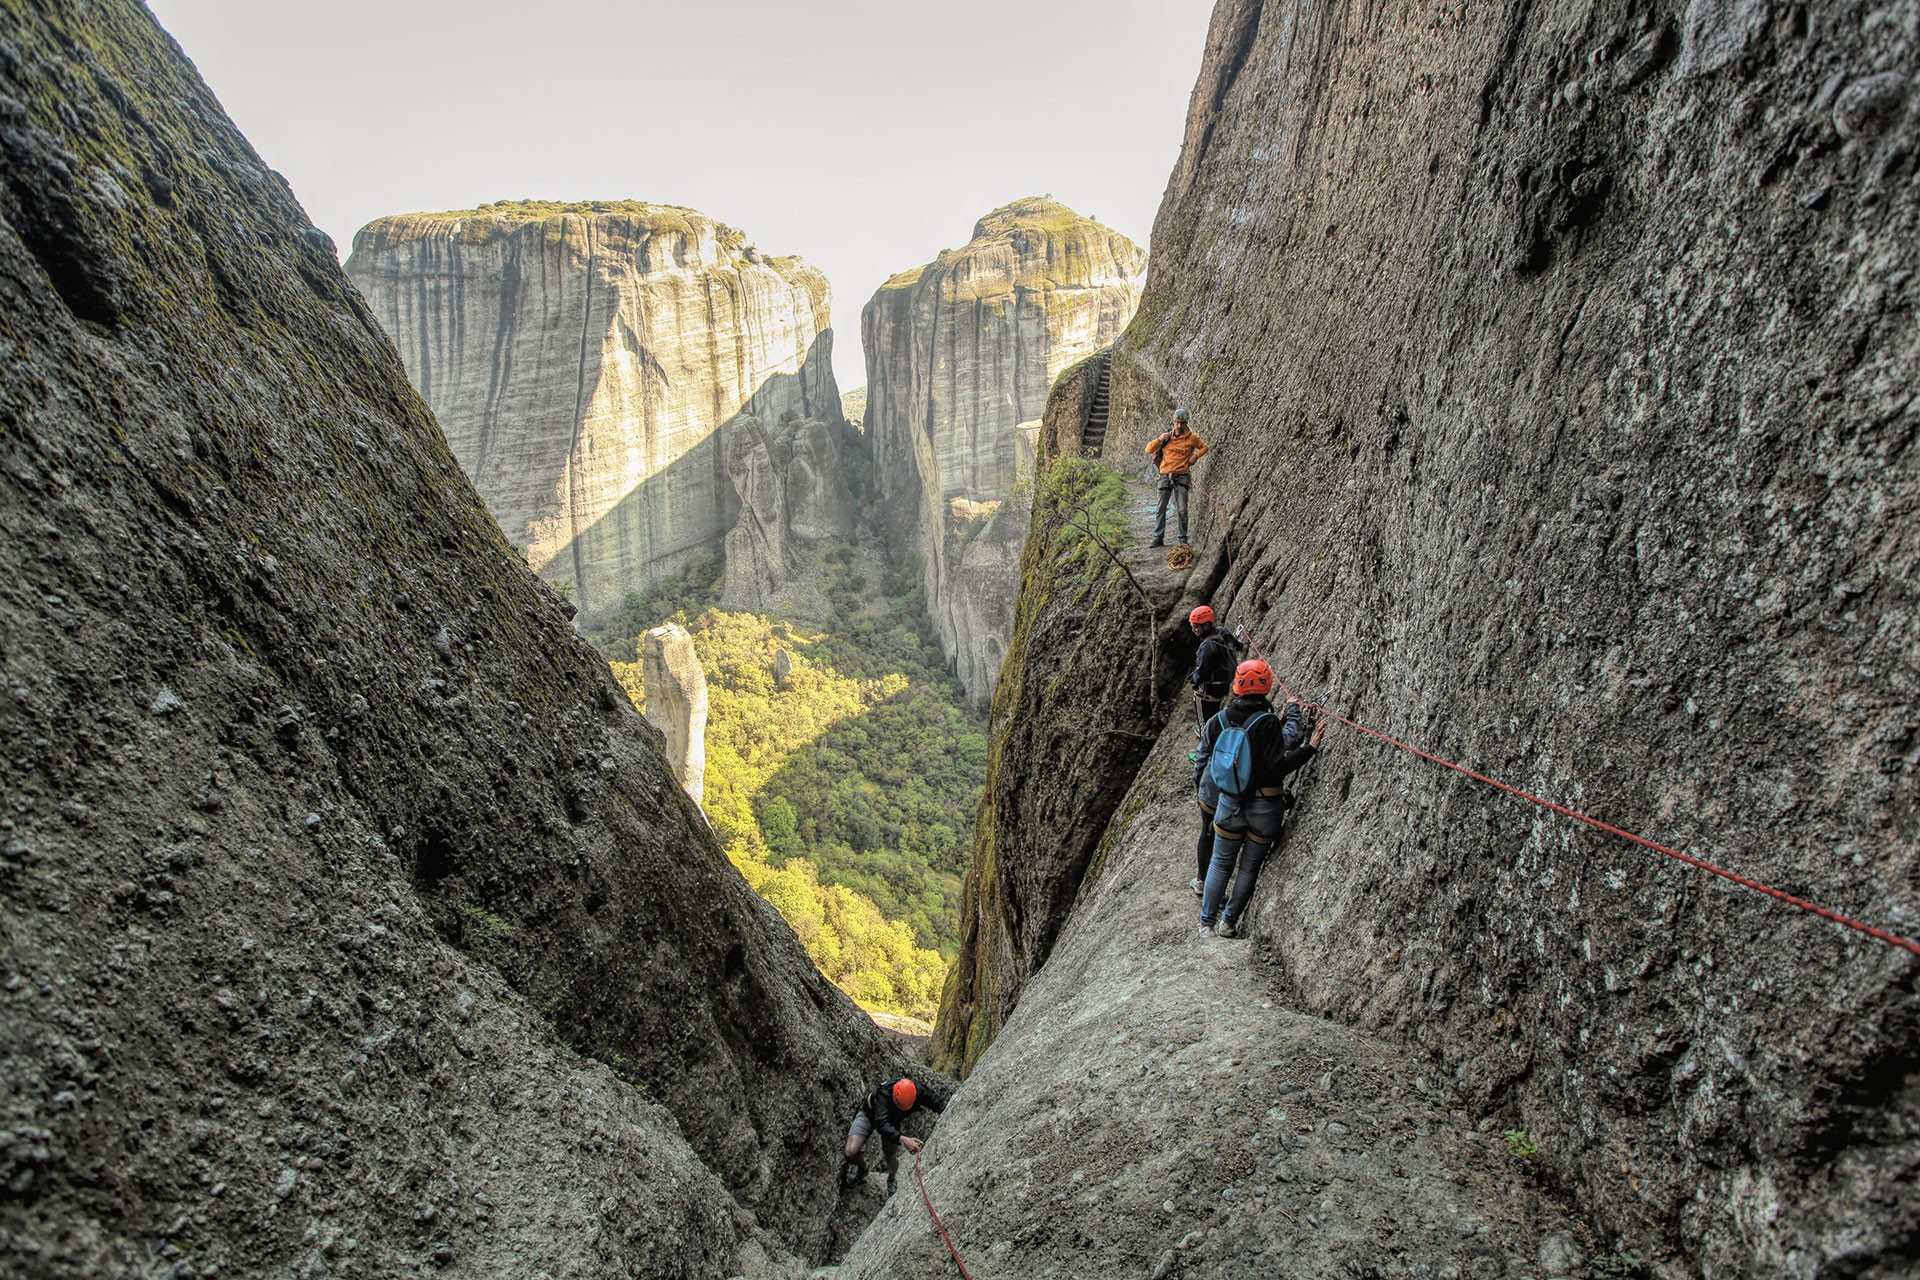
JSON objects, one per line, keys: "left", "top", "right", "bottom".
{"left": 1185, "top": 604, "right": 1246, "bottom": 895}
{"left": 1195, "top": 659, "right": 1326, "bottom": 938}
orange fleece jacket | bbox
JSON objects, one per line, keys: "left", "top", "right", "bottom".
{"left": 1147, "top": 428, "right": 1208, "bottom": 474}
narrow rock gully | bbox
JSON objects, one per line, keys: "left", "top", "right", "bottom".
{"left": 829, "top": 485, "right": 1587, "bottom": 1279}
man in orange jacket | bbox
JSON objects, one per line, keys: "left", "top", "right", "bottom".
{"left": 1146, "top": 408, "right": 1207, "bottom": 546}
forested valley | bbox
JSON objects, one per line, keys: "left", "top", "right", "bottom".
{"left": 596, "top": 546, "right": 987, "bottom": 1024}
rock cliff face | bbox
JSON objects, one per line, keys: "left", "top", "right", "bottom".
{"left": 0, "top": 4, "right": 910, "bottom": 1274}
{"left": 935, "top": 0, "right": 1919, "bottom": 1275}
{"left": 720, "top": 414, "right": 859, "bottom": 610}
{"left": 346, "top": 203, "right": 841, "bottom": 616}
{"left": 862, "top": 198, "right": 1145, "bottom": 704}
{"left": 641, "top": 624, "right": 709, "bottom": 805}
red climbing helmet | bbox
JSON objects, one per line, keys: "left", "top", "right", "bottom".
{"left": 1231, "top": 659, "right": 1274, "bottom": 697}
{"left": 1188, "top": 605, "right": 1214, "bottom": 626}
{"left": 892, "top": 1078, "right": 918, "bottom": 1110}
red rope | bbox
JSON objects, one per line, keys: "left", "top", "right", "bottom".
{"left": 1181, "top": 474, "right": 1920, "bottom": 957}
{"left": 1309, "top": 703, "right": 1920, "bottom": 956}
{"left": 915, "top": 1154, "right": 974, "bottom": 1279}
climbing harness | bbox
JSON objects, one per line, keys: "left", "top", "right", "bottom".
{"left": 915, "top": 1153, "right": 974, "bottom": 1279}
{"left": 1184, "top": 478, "right": 1920, "bottom": 957}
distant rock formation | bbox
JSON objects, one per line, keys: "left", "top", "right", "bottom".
{"left": 862, "top": 198, "right": 1146, "bottom": 704}
{"left": 346, "top": 202, "right": 841, "bottom": 616}
{"left": 641, "top": 624, "right": 708, "bottom": 805}
{"left": 720, "top": 415, "right": 858, "bottom": 610}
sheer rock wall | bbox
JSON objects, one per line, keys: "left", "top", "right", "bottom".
{"left": 0, "top": 3, "right": 906, "bottom": 1272}
{"left": 861, "top": 198, "right": 1145, "bottom": 704}
{"left": 939, "top": 0, "right": 1919, "bottom": 1273}
{"left": 346, "top": 205, "right": 841, "bottom": 616}
{"left": 720, "top": 415, "right": 859, "bottom": 610}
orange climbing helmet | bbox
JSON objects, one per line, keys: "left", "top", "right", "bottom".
{"left": 1231, "top": 659, "right": 1274, "bottom": 697}
{"left": 1188, "top": 605, "right": 1214, "bottom": 626}
{"left": 892, "top": 1078, "right": 918, "bottom": 1111}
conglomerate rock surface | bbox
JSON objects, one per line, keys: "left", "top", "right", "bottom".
{"left": 346, "top": 202, "right": 841, "bottom": 616}
{"left": 861, "top": 198, "right": 1145, "bottom": 704}
{"left": 932, "top": 0, "right": 1919, "bottom": 1276}
{"left": 0, "top": 2, "right": 909, "bottom": 1273}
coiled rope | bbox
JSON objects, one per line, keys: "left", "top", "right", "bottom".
{"left": 1186, "top": 478, "right": 1920, "bottom": 956}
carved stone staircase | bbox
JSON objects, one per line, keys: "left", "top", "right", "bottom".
{"left": 1079, "top": 350, "right": 1113, "bottom": 456}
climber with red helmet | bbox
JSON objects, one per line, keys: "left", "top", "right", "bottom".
{"left": 1186, "top": 604, "right": 1247, "bottom": 725}
{"left": 1193, "top": 658, "right": 1326, "bottom": 938}
{"left": 841, "top": 1075, "right": 947, "bottom": 1198}
{"left": 1184, "top": 604, "right": 1246, "bottom": 895}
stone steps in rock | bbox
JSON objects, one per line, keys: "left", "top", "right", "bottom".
{"left": 1081, "top": 350, "right": 1115, "bottom": 455}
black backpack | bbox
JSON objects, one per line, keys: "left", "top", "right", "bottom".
{"left": 1191, "top": 629, "right": 1241, "bottom": 697}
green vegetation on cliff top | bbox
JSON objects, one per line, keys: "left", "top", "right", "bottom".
{"left": 396, "top": 200, "right": 748, "bottom": 242}
{"left": 973, "top": 194, "right": 1115, "bottom": 239}
{"left": 871, "top": 196, "right": 1137, "bottom": 300}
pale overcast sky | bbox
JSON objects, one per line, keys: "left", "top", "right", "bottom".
{"left": 144, "top": 0, "right": 1216, "bottom": 390}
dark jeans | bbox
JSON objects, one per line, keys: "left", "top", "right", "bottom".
{"left": 1153, "top": 473, "right": 1191, "bottom": 543}
{"left": 1201, "top": 793, "right": 1285, "bottom": 926}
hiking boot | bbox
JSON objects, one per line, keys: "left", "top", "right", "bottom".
{"left": 1149, "top": 539, "right": 1165, "bottom": 548}
{"left": 1189, "top": 876, "right": 1204, "bottom": 897}
{"left": 841, "top": 1163, "right": 867, "bottom": 1188}
{"left": 1216, "top": 917, "right": 1241, "bottom": 939}
{"left": 886, "top": 1173, "right": 898, "bottom": 1198}
{"left": 1198, "top": 921, "right": 1216, "bottom": 938}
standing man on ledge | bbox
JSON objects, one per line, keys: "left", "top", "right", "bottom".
{"left": 1146, "top": 407, "right": 1207, "bottom": 547}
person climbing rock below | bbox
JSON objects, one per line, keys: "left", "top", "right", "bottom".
{"left": 1145, "top": 407, "right": 1207, "bottom": 547}
{"left": 1184, "top": 605, "right": 1247, "bottom": 896}
{"left": 841, "top": 1075, "right": 946, "bottom": 1198}
{"left": 1196, "top": 659, "right": 1326, "bottom": 938}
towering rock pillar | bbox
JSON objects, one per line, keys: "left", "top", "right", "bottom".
{"left": 641, "top": 624, "right": 709, "bottom": 805}
{"left": 862, "top": 198, "right": 1146, "bottom": 704}
{"left": 346, "top": 203, "right": 841, "bottom": 615}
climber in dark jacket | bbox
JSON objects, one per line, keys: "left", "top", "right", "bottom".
{"left": 1186, "top": 605, "right": 1245, "bottom": 725}
{"left": 1195, "top": 659, "right": 1325, "bottom": 937}
{"left": 841, "top": 1076, "right": 946, "bottom": 1197}
{"left": 1184, "top": 604, "right": 1246, "bottom": 896}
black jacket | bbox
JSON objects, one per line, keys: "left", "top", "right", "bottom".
{"left": 861, "top": 1078, "right": 947, "bottom": 1143}
{"left": 1188, "top": 624, "right": 1245, "bottom": 699}
{"left": 1196, "top": 696, "right": 1314, "bottom": 793}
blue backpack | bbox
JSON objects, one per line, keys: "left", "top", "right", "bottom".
{"left": 1208, "top": 711, "right": 1270, "bottom": 797}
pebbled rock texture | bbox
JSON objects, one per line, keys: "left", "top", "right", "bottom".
{"left": 641, "top": 623, "right": 709, "bottom": 805}
{"left": 346, "top": 203, "right": 842, "bottom": 617}
{"left": 861, "top": 198, "right": 1146, "bottom": 705}
{"left": 0, "top": 2, "right": 913, "bottom": 1273}
{"left": 943, "top": 0, "right": 1919, "bottom": 1274}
